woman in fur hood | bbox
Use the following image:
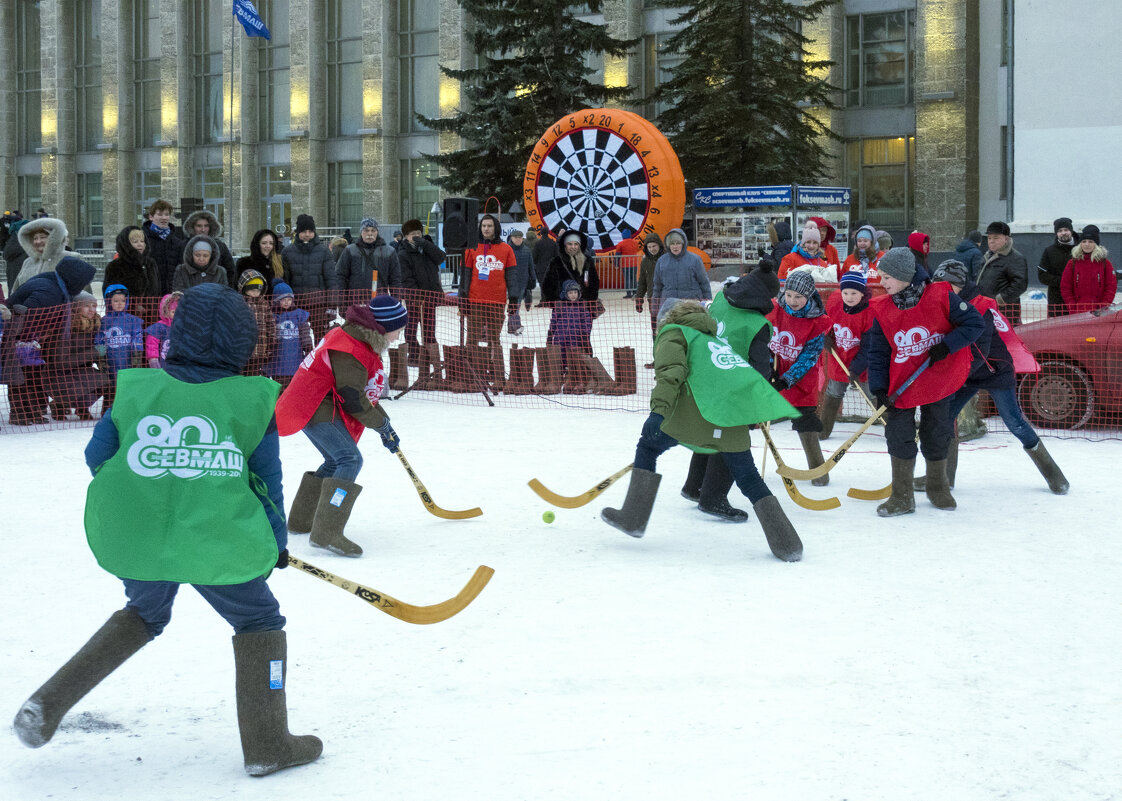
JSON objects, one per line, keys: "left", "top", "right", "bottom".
{"left": 11, "top": 217, "right": 69, "bottom": 293}
{"left": 1060, "top": 225, "right": 1116, "bottom": 313}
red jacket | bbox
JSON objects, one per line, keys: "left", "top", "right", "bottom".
{"left": 466, "top": 241, "right": 517, "bottom": 304}
{"left": 1060, "top": 247, "right": 1116, "bottom": 313}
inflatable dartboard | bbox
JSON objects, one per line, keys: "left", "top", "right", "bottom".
{"left": 523, "top": 108, "right": 686, "bottom": 253}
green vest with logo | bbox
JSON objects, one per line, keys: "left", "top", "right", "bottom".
{"left": 85, "top": 369, "right": 281, "bottom": 584}
{"left": 657, "top": 322, "right": 799, "bottom": 453}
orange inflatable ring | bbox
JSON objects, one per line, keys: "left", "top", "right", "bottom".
{"left": 523, "top": 108, "right": 686, "bottom": 254}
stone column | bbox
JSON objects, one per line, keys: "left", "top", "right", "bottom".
{"left": 803, "top": 5, "right": 846, "bottom": 185}
{"left": 602, "top": 0, "right": 642, "bottom": 112}
{"left": 162, "top": 0, "right": 191, "bottom": 204}
{"left": 0, "top": 3, "right": 18, "bottom": 208}
{"left": 915, "top": 0, "right": 980, "bottom": 247}
{"left": 101, "top": 0, "right": 123, "bottom": 239}
{"left": 289, "top": 0, "right": 312, "bottom": 219}
{"left": 361, "top": 0, "right": 393, "bottom": 222}
{"left": 238, "top": 30, "right": 261, "bottom": 253}
{"left": 434, "top": 0, "right": 468, "bottom": 209}
{"left": 306, "top": 0, "right": 328, "bottom": 222}
{"left": 220, "top": 10, "right": 241, "bottom": 245}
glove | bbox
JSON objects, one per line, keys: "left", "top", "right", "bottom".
{"left": 641, "top": 412, "right": 665, "bottom": 440}
{"left": 15, "top": 341, "right": 44, "bottom": 367}
{"left": 374, "top": 419, "right": 400, "bottom": 453}
{"left": 927, "top": 342, "right": 950, "bottom": 363}
{"left": 770, "top": 375, "right": 789, "bottom": 391}
{"left": 275, "top": 548, "right": 289, "bottom": 570}
{"left": 873, "top": 391, "right": 893, "bottom": 410}
{"left": 634, "top": 298, "right": 644, "bottom": 313}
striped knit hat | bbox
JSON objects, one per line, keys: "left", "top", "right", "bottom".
{"left": 368, "top": 294, "right": 409, "bottom": 332}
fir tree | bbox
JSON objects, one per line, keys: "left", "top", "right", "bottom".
{"left": 419, "top": 1, "right": 637, "bottom": 206}
{"left": 647, "top": 0, "right": 840, "bottom": 188}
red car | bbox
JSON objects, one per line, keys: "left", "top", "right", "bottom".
{"left": 1014, "top": 301, "right": 1122, "bottom": 429}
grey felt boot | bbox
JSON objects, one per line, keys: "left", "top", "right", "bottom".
{"left": 601, "top": 468, "right": 662, "bottom": 537}
{"left": 798, "top": 431, "right": 830, "bottom": 486}
{"left": 817, "top": 394, "right": 843, "bottom": 440}
{"left": 877, "top": 456, "right": 917, "bottom": 517}
{"left": 310, "top": 478, "right": 364, "bottom": 557}
{"left": 287, "top": 472, "right": 324, "bottom": 534}
{"left": 923, "top": 458, "right": 956, "bottom": 510}
{"left": 1025, "top": 441, "right": 1070, "bottom": 495}
{"left": 751, "top": 495, "right": 803, "bottom": 562}
{"left": 233, "top": 630, "right": 323, "bottom": 777}
{"left": 914, "top": 436, "right": 958, "bottom": 491}
{"left": 13, "top": 609, "right": 153, "bottom": 748}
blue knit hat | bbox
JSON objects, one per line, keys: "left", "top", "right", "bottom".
{"left": 839, "top": 271, "right": 867, "bottom": 293}
{"left": 368, "top": 294, "right": 409, "bottom": 332}
{"left": 273, "top": 281, "right": 294, "bottom": 300}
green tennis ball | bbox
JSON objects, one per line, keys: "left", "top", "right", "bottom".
{"left": 542, "top": 510, "right": 556, "bottom": 524}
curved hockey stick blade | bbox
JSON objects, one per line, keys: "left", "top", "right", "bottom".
{"left": 776, "top": 405, "right": 887, "bottom": 481}
{"left": 289, "top": 557, "right": 494, "bottom": 625}
{"left": 396, "top": 450, "right": 483, "bottom": 519}
{"left": 847, "top": 483, "right": 892, "bottom": 501}
{"left": 528, "top": 464, "right": 634, "bottom": 509}
{"left": 760, "top": 424, "right": 840, "bottom": 511}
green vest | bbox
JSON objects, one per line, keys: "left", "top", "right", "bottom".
{"left": 85, "top": 369, "right": 281, "bottom": 585}
{"left": 708, "top": 290, "right": 770, "bottom": 359}
{"left": 657, "top": 322, "right": 799, "bottom": 453}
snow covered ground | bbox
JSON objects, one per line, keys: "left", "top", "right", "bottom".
{"left": 1, "top": 400, "right": 1120, "bottom": 801}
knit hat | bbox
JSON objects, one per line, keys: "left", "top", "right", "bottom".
{"left": 907, "top": 231, "right": 930, "bottom": 254}
{"left": 877, "top": 247, "right": 917, "bottom": 283}
{"left": 784, "top": 269, "right": 816, "bottom": 299}
{"left": 402, "top": 219, "right": 423, "bottom": 236}
{"left": 800, "top": 224, "right": 821, "bottom": 245}
{"left": 295, "top": 214, "right": 316, "bottom": 235}
{"left": 932, "top": 259, "right": 969, "bottom": 287}
{"left": 360, "top": 217, "right": 379, "bottom": 231}
{"left": 985, "top": 221, "right": 1011, "bottom": 237}
{"left": 1053, "top": 217, "right": 1074, "bottom": 233}
{"left": 73, "top": 290, "right": 97, "bottom": 304}
{"left": 241, "top": 276, "right": 265, "bottom": 293}
{"left": 966, "top": 230, "right": 983, "bottom": 246}
{"left": 192, "top": 239, "right": 213, "bottom": 253}
{"left": 854, "top": 225, "right": 877, "bottom": 245}
{"left": 838, "top": 271, "right": 868, "bottom": 293}
{"left": 273, "top": 281, "right": 294, "bottom": 300}
{"left": 368, "top": 294, "right": 409, "bottom": 332}
{"left": 876, "top": 230, "right": 892, "bottom": 250}
{"left": 1080, "top": 224, "right": 1101, "bottom": 245}
{"left": 562, "top": 231, "right": 583, "bottom": 246}
{"left": 656, "top": 297, "right": 681, "bottom": 325}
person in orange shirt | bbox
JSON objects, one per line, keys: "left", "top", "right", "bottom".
{"left": 459, "top": 213, "right": 517, "bottom": 392}
{"left": 839, "top": 224, "right": 883, "bottom": 284}
{"left": 778, "top": 224, "right": 828, "bottom": 280}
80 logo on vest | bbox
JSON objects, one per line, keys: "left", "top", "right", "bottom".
{"left": 127, "top": 415, "right": 246, "bottom": 479}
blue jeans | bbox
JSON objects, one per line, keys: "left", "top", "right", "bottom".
{"left": 634, "top": 427, "right": 771, "bottom": 504}
{"left": 123, "top": 576, "right": 285, "bottom": 637}
{"left": 304, "top": 418, "right": 363, "bottom": 481}
{"left": 949, "top": 386, "right": 1039, "bottom": 448}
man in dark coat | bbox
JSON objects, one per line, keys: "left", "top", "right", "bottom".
{"left": 1037, "top": 217, "right": 1077, "bottom": 317}
{"left": 397, "top": 218, "right": 446, "bottom": 370}
{"left": 281, "top": 214, "right": 339, "bottom": 340}
{"left": 530, "top": 226, "right": 559, "bottom": 300}
{"left": 335, "top": 217, "right": 400, "bottom": 300}
{"left": 953, "top": 230, "right": 985, "bottom": 281}
{"left": 142, "top": 200, "right": 189, "bottom": 296}
{"left": 976, "top": 221, "right": 1029, "bottom": 325}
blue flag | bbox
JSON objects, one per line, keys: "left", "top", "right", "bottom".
{"left": 233, "top": 0, "right": 271, "bottom": 40}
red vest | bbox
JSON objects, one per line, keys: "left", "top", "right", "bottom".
{"left": 766, "top": 301, "right": 832, "bottom": 407}
{"left": 839, "top": 252, "right": 884, "bottom": 284}
{"left": 275, "top": 326, "right": 384, "bottom": 442}
{"left": 825, "top": 291, "right": 876, "bottom": 382}
{"left": 968, "top": 294, "right": 1040, "bottom": 374}
{"left": 466, "top": 241, "right": 516, "bottom": 304}
{"left": 870, "top": 282, "right": 971, "bottom": 408}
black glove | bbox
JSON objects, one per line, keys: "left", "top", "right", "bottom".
{"left": 275, "top": 548, "right": 289, "bottom": 569}
{"left": 927, "top": 342, "right": 950, "bottom": 363}
{"left": 635, "top": 298, "right": 644, "bottom": 313}
{"left": 770, "top": 375, "right": 789, "bottom": 391}
{"left": 641, "top": 412, "right": 665, "bottom": 440}
{"left": 374, "top": 419, "right": 400, "bottom": 453}
{"left": 873, "top": 391, "right": 892, "bottom": 410}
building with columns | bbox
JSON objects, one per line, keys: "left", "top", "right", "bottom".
{"left": 1, "top": 0, "right": 1116, "bottom": 258}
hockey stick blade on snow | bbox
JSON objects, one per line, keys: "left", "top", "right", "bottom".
{"left": 289, "top": 557, "right": 494, "bottom": 625}
{"left": 528, "top": 464, "right": 634, "bottom": 509}
{"left": 828, "top": 349, "right": 892, "bottom": 499}
{"left": 396, "top": 450, "right": 483, "bottom": 519}
{"left": 760, "top": 424, "right": 840, "bottom": 511}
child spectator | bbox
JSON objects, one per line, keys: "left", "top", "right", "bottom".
{"left": 778, "top": 224, "right": 830, "bottom": 282}
{"left": 172, "top": 236, "right": 228, "bottom": 292}
{"left": 549, "top": 279, "right": 617, "bottom": 394}
{"left": 238, "top": 269, "right": 277, "bottom": 376}
{"left": 767, "top": 270, "right": 833, "bottom": 486}
{"left": 145, "top": 292, "right": 181, "bottom": 369}
{"left": 47, "top": 291, "right": 109, "bottom": 420}
{"left": 1060, "top": 225, "right": 1116, "bottom": 313}
{"left": 264, "top": 282, "right": 313, "bottom": 389}
{"left": 96, "top": 284, "right": 145, "bottom": 409}
{"left": 819, "top": 271, "right": 876, "bottom": 439}
{"left": 839, "top": 224, "right": 883, "bottom": 284}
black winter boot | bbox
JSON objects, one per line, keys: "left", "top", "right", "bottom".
{"left": 1025, "top": 441, "right": 1069, "bottom": 495}
{"left": 751, "top": 495, "right": 803, "bottom": 562}
{"left": 924, "top": 458, "right": 956, "bottom": 510}
{"left": 697, "top": 454, "right": 747, "bottom": 522}
{"left": 287, "top": 472, "right": 324, "bottom": 534}
{"left": 310, "top": 478, "right": 364, "bottom": 557}
{"left": 601, "top": 468, "right": 662, "bottom": 537}
{"left": 818, "top": 394, "right": 843, "bottom": 440}
{"left": 798, "top": 431, "right": 830, "bottom": 486}
{"left": 877, "top": 457, "right": 916, "bottom": 517}
{"left": 232, "top": 630, "right": 323, "bottom": 777}
{"left": 14, "top": 609, "right": 153, "bottom": 748}
{"left": 680, "top": 452, "right": 708, "bottom": 502}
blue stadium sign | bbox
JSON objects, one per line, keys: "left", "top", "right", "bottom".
{"left": 693, "top": 186, "right": 793, "bottom": 208}
{"left": 796, "top": 186, "right": 851, "bottom": 206}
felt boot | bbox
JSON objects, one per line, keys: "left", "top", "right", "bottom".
{"left": 505, "top": 347, "right": 535, "bottom": 395}
{"left": 924, "top": 459, "right": 956, "bottom": 510}
{"left": 13, "top": 609, "right": 152, "bottom": 748}
{"left": 287, "top": 471, "right": 324, "bottom": 534}
{"left": 1025, "top": 441, "right": 1070, "bottom": 495}
{"left": 600, "top": 468, "right": 663, "bottom": 537}
{"left": 698, "top": 455, "right": 747, "bottom": 522}
{"left": 576, "top": 354, "right": 618, "bottom": 395}
{"left": 421, "top": 343, "right": 444, "bottom": 389}
{"left": 612, "top": 347, "right": 637, "bottom": 395}
{"left": 798, "top": 431, "right": 830, "bottom": 486}
{"left": 489, "top": 344, "right": 506, "bottom": 393}
{"left": 818, "top": 394, "right": 843, "bottom": 440}
{"left": 535, "top": 347, "right": 562, "bottom": 394}
{"left": 752, "top": 495, "right": 803, "bottom": 561}
{"left": 387, "top": 346, "right": 409, "bottom": 391}
{"left": 877, "top": 456, "right": 916, "bottom": 517}
{"left": 915, "top": 436, "right": 958, "bottom": 490}
{"left": 310, "top": 479, "right": 364, "bottom": 557}
{"left": 443, "top": 346, "right": 471, "bottom": 393}
{"left": 232, "top": 630, "right": 323, "bottom": 777}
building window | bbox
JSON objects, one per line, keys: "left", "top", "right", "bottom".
{"left": 77, "top": 173, "right": 104, "bottom": 238}
{"left": 136, "top": 169, "right": 162, "bottom": 223}
{"left": 642, "top": 32, "right": 684, "bottom": 122}
{"left": 16, "top": 1, "right": 42, "bottom": 155}
{"left": 134, "top": 0, "right": 161, "bottom": 148}
{"left": 844, "top": 136, "right": 915, "bottom": 229}
{"left": 192, "top": 0, "right": 225, "bottom": 144}
{"left": 197, "top": 167, "right": 225, "bottom": 222}
{"left": 328, "top": 161, "right": 364, "bottom": 231}
{"left": 258, "top": 0, "right": 291, "bottom": 141}
{"left": 1000, "top": 0, "right": 1011, "bottom": 67}
{"left": 845, "top": 11, "right": 914, "bottom": 107}
{"left": 327, "top": 0, "right": 363, "bottom": 137}
{"left": 400, "top": 158, "right": 440, "bottom": 222}
{"left": 75, "top": 0, "right": 103, "bottom": 151}
{"left": 18, "top": 175, "right": 43, "bottom": 220}
{"left": 260, "top": 165, "right": 293, "bottom": 236}
{"left": 398, "top": 0, "right": 440, "bottom": 132}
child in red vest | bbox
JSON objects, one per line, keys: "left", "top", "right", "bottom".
{"left": 819, "top": 270, "right": 877, "bottom": 438}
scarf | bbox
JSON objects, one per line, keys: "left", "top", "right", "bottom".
{"left": 150, "top": 224, "right": 171, "bottom": 240}
{"left": 891, "top": 282, "right": 925, "bottom": 310}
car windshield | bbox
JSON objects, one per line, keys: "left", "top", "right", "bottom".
{"left": 1090, "top": 301, "right": 1122, "bottom": 318}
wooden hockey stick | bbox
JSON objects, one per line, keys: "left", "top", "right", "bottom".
{"left": 396, "top": 450, "right": 483, "bottom": 519}
{"left": 829, "top": 349, "right": 892, "bottom": 501}
{"left": 288, "top": 557, "right": 494, "bottom": 625}
{"left": 760, "top": 423, "right": 840, "bottom": 511}
{"left": 528, "top": 464, "right": 634, "bottom": 509}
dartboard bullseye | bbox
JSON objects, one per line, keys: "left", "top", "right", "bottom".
{"left": 524, "top": 109, "right": 686, "bottom": 254}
